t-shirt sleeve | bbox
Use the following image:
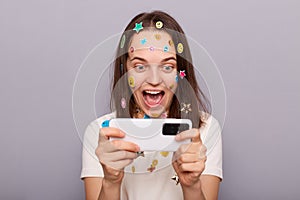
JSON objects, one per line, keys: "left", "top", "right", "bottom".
{"left": 201, "top": 116, "right": 223, "bottom": 180}
{"left": 80, "top": 119, "right": 104, "bottom": 179}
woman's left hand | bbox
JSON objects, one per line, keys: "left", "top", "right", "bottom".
{"left": 172, "top": 128, "right": 207, "bottom": 187}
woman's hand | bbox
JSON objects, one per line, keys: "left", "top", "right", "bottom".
{"left": 95, "top": 127, "right": 140, "bottom": 184}
{"left": 172, "top": 128, "right": 207, "bottom": 187}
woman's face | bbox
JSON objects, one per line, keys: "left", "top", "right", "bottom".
{"left": 126, "top": 30, "right": 178, "bottom": 117}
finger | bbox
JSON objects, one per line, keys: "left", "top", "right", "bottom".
{"left": 178, "top": 161, "right": 205, "bottom": 173}
{"left": 99, "top": 127, "right": 125, "bottom": 142}
{"left": 191, "top": 129, "right": 201, "bottom": 143}
{"left": 105, "top": 159, "right": 134, "bottom": 171}
{"left": 106, "top": 151, "right": 138, "bottom": 162}
{"left": 177, "top": 143, "right": 201, "bottom": 154}
{"left": 176, "top": 153, "right": 199, "bottom": 164}
{"left": 111, "top": 140, "right": 140, "bottom": 152}
{"left": 175, "top": 128, "right": 200, "bottom": 142}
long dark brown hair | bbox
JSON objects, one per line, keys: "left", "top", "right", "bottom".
{"left": 110, "top": 11, "right": 210, "bottom": 128}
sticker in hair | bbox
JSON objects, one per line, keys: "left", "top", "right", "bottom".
{"left": 179, "top": 70, "right": 186, "bottom": 79}
{"left": 120, "top": 34, "right": 126, "bottom": 48}
{"left": 180, "top": 103, "right": 192, "bottom": 114}
{"left": 155, "top": 21, "right": 163, "bottom": 29}
{"left": 133, "top": 22, "right": 144, "bottom": 33}
{"left": 128, "top": 76, "right": 135, "bottom": 88}
{"left": 177, "top": 43, "right": 184, "bottom": 54}
{"left": 121, "top": 97, "right": 126, "bottom": 109}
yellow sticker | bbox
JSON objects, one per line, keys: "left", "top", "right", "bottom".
{"left": 155, "top": 21, "right": 163, "bottom": 29}
{"left": 169, "top": 40, "right": 174, "bottom": 47}
{"left": 160, "top": 151, "right": 169, "bottom": 157}
{"left": 120, "top": 34, "right": 126, "bottom": 48}
{"left": 128, "top": 76, "right": 135, "bottom": 88}
{"left": 152, "top": 159, "right": 158, "bottom": 166}
{"left": 154, "top": 34, "right": 161, "bottom": 40}
{"left": 177, "top": 43, "right": 183, "bottom": 54}
{"left": 131, "top": 166, "right": 135, "bottom": 173}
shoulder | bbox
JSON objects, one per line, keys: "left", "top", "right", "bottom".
{"left": 87, "top": 112, "right": 116, "bottom": 129}
{"left": 200, "top": 112, "right": 221, "bottom": 131}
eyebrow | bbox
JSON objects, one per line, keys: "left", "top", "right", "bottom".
{"left": 129, "top": 56, "right": 177, "bottom": 63}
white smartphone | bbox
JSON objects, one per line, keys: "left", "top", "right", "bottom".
{"left": 109, "top": 118, "right": 192, "bottom": 151}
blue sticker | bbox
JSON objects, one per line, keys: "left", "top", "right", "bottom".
{"left": 175, "top": 75, "right": 178, "bottom": 82}
{"left": 144, "top": 114, "right": 150, "bottom": 119}
{"left": 163, "top": 45, "right": 169, "bottom": 52}
{"left": 140, "top": 38, "right": 147, "bottom": 45}
{"left": 101, "top": 120, "right": 110, "bottom": 127}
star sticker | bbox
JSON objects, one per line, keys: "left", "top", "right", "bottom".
{"left": 171, "top": 174, "right": 180, "bottom": 185}
{"left": 179, "top": 70, "right": 186, "bottom": 79}
{"left": 181, "top": 103, "right": 192, "bottom": 114}
{"left": 140, "top": 38, "right": 147, "bottom": 45}
{"left": 136, "top": 151, "right": 145, "bottom": 157}
{"left": 133, "top": 22, "right": 143, "bottom": 33}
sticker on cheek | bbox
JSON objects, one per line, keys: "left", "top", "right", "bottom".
{"left": 128, "top": 76, "right": 135, "bottom": 88}
{"left": 163, "top": 45, "right": 169, "bottom": 52}
{"left": 175, "top": 75, "right": 178, "bottom": 82}
{"left": 169, "top": 84, "right": 174, "bottom": 89}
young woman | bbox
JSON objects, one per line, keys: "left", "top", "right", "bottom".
{"left": 81, "top": 11, "right": 222, "bottom": 200}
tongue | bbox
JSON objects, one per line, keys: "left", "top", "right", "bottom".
{"left": 144, "top": 93, "right": 163, "bottom": 106}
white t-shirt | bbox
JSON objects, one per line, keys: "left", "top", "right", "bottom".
{"left": 81, "top": 112, "right": 223, "bottom": 200}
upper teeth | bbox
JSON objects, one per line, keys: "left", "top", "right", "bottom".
{"left": 145, "top": 90, "right": 161, "bottom": 94}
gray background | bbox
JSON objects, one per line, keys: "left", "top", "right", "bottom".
{"left": 1, "top": 0, "right": 299, "bottom": 199}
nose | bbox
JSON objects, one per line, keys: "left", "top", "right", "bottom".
{"left": 146, "top": 65, "right": 162, "bottom": 85}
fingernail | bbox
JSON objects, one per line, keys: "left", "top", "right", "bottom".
{"left": 136, "top": 145, "right": 140, "bottom": 152}
{"left": 175, "top": 134, "right": 180, "bottom": 141}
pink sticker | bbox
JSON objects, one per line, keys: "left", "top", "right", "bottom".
{"left": 121, "top": 97, "right": 126, "bottom": 109}
{"left": 149, "top": 46, "right": 154, "bottom": 51}
{"left": 130, "top": 46, "right": 134, "bottom": 53}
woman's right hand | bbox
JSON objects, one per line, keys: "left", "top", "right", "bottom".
{"left": 95, "top": 127, "right": 140, "bottom": 184}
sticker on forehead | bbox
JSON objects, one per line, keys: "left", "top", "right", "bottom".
{"left": 133, "top": 22, "right": 143, "bottom": 33}
{"left": 177, "top": 43, "right": 184, "bottom": 54}
{"left": 155, "top": 21, "right": 163, "bottom": 29}
{"left": 149, "top": 46, "right": 154, "bottom": 51}
{"left": 120, "top": 35, "right": 126, "bottom": 48}
{"left": 154, "top": 34, "right": 161, "bottom": 40}
{"left": 140, "top": 38, "right": 147, "bottom": 45}
{"left": 128, "top": 76, "right": 135, "bottom": 88}
{"left": 130, "top": 46, "right": 134, "bottom": 53}
{"left": 169, "top": 40, "right": 174, "bottom": 47}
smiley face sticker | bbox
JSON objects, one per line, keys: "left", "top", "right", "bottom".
{"left": 177, "top": 43, "right": 183, "bottom": 54}
{"left": 128, "top": 76, "right": 135, "bottom": 88}
{"left": 155, "top": 21, "right": 163, "bottom": 29}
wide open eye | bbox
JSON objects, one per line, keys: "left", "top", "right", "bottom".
{"left": 134, "top": 65, "right": 147, "bottom": 73}
{"left": 161, "top": 65, "right": 175, "bottom": 73}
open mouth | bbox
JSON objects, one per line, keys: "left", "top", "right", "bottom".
{"left": 142, "top": 90, "right": 165, "bottom": 107}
